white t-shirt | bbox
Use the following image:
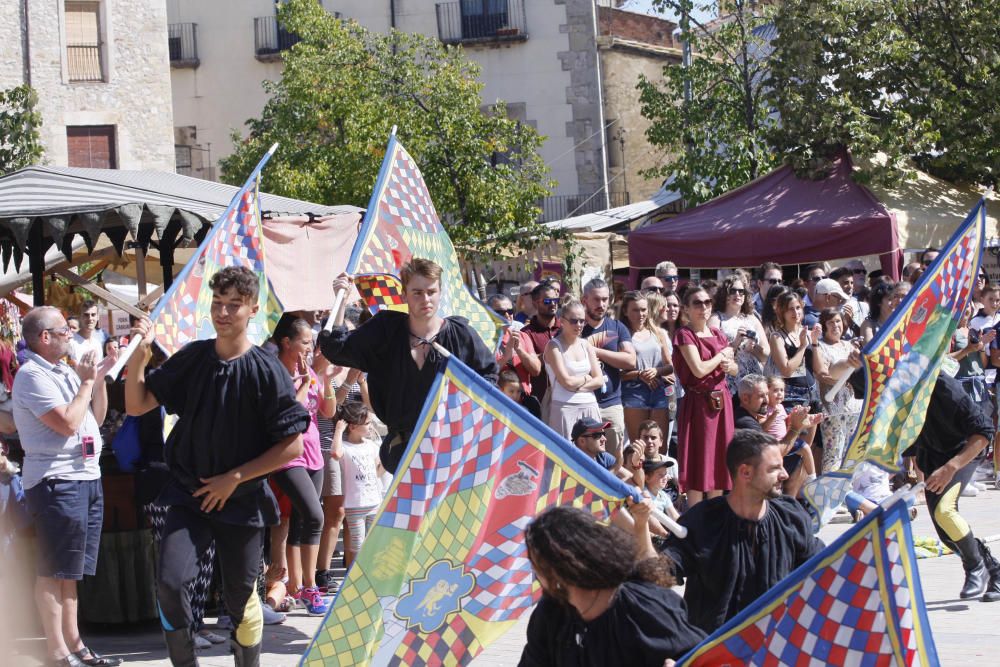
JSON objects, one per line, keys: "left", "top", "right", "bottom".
{"left": 12, "top": 352, "right": 104, "bottom": 489}
{"left": 340, "top": 437, "right": 382, "bottom": 509}
{"left": 70, "top": 329, "right": 107, "bottom": 363}
{"left": 970, "top": 312, "right": 1000, "bottom": 383}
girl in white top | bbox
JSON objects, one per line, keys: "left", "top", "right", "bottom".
{"left": 543, "top": 299, "right": 603, "bottom": 438}
{"left": 331, "top": 401, "right": 383, "bottom": 568}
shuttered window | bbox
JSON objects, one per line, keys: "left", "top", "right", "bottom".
{"left": 67, "top": 125, "right": 117, "bottom": 168}
{"left": 65, "top": 2, "right": 103, "bottom": 82}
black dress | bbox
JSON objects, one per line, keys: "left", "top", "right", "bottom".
{"left": 518, "top": 581, "right": 706, "bottom": 667}
{"left": 144, "top": 341, "right": 311, "bottom": 527}
{"left": 660, "top": 495, "right": 824, "bottom": 633}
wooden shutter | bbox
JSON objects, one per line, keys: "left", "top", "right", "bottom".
{"left": 66, "top": 125, "right": 117, "bottom": 168}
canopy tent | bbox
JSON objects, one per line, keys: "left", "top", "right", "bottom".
{"left": 543, "top": 183, "right": 682, "bottom": 233}
{"left": 0, "top": 166, "right": 361, "bottom": 304}
{"left": 627, "top": 153, "right": 902, "bottom": 283}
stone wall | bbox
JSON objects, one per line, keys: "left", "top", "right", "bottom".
{"left": 598, "top": 6, "right": 678, "bottom": 48}
{"left": 4, "top": 0, "right": 175, "bottom": 171}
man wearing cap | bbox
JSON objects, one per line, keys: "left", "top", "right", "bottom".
{"left": 643, "top": 457, "right": 679, "bottom": 522}
{"left": 806, "top": 278, "right": 853, "bottom": 330}
{"left": 571, "top": 417, "right": 616, "bottom": 471}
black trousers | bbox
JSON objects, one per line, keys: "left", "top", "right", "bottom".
{"left": 157, "top": 505, "right": 264, "bottom": 648}
{"left": 271, "top": 466, "right": 324, "bottom": 545}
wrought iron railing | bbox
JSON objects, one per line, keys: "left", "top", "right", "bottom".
{"left": 538, "top": 191, "right": 631, "bottom": 223}
{"left": 67, "top": 44, "right": 103, "bottom": 82}
{"left": 436, "top": 0, "right": 528, "bottom": 45}
{"left": 168, "top": 23, "right": 199, "bottom": 67}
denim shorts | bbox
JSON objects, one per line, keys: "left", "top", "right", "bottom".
{"left": 25, "top": 478, "right": 104, "bottom": 579}
{"left": 621, "top": 381, "right": 669, "bottom": 410}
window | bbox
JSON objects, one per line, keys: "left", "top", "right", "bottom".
{"left": 67, "top": 126, "right": 116, "bottom": 168}
{"left": 461, "top": 0, "right": 508, "bottom": 40}
{"left": 65, "top": 1, "right": 103, "bottom": 82}
{"left": 175, "top": 145, "right": 193, "bottom": 175}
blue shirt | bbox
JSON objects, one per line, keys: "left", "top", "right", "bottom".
{"left": 582, "top": 318, "right": 632, "bottom": 409}
{"left": 595, "top": 451, "right": 616, "bottom": 470}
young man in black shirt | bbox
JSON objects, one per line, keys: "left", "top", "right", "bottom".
{"left": 126, "top": 267, "right": 310, "bottom": 666}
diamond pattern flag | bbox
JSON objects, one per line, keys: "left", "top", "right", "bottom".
{"left": 301, "top": 355, "right": 638, "bottom": 666}
{"left": 150, "top": 145, "right": 282, "bottom": 355}
{"left": 346, "top": 134, "right": 505, "bottom": 350}
{"left": 677, "top": 496, "right": 939, "bottom": 666}
{"left": 804, "top": 198, "right": 986, "bottom": 528}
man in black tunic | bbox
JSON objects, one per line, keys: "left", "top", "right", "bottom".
{"left": 660, "top": 429, "right": 824, "bottom": 633}
{"left": 126, "top": 267, "right": 310, "bottom": 667}
{"left": 319, "top": 258, "right": 498, "bottom": 473}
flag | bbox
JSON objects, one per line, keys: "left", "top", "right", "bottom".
{"left": 804, "top": 199, "right": 986, "bottom": 527}
{"left": 150, "top": 146, "right": 282, "bottom": 355}
{"left": 346, "top": 134, "right": 505, "bottom": 350}
{"left": 301, "top": 356, "right": 637, "bottom": 666}
{"left": 677, "top": 496, "right": 939, "bottom": 666}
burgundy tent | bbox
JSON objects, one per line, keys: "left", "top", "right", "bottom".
{"left": 628, "top": 153, "right": 902, "bottom": 284}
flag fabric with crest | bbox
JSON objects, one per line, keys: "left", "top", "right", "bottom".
{"left": 803, "top": 199, "right": 986, "bottom": 527}
{"left": 677, "top": 496, "right": 939, "bottom": 667}
{"left": 301, "top": 355, "right": 637, "bottom": 666}
{"left": 150, "top": 146, "right": 282, "bottom": 356}
{"left": 346, "top": 134, "right": 505, "bottom": 350}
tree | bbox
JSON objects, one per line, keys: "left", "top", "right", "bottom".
{"left": 220, "top": 0, "right": 554, "bottom": 257}
{"left": 638, "top": 0, "right": 780, "bottom": 205}
{"left": 0, "top": 85, "right": 43, "bottom": 176}
{"left": 769, "top": 0, "right": 1000, "bottom": 187}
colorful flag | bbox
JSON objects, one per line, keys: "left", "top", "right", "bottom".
{"left": 677, "top": 495, "right": 939, "bottom": 666}
{"left": 346, "top": 134, "right": 505, "bottom": 350}
{"left": 301, "top": 356, "right": 637, "bottom": 666}
{"left": 150, "top": 146, "right": 282, "bottom": 355}
{"left": 804, "top": 199, "right": 986, "bottom": 527}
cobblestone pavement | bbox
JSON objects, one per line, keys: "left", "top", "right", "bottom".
{"left": 8, "top": 485, "right": 1000, "bottom": 665}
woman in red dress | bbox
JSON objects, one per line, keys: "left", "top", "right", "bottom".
{"left": 672, "top": 286, "right": 736, "bottom": 507}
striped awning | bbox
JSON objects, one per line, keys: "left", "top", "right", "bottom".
{"left": 0, "top": 165, "right": 361, "bottom": 273}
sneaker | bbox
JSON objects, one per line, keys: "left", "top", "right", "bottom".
{"left": 973, "top": 481, "right": 988, "bottom": 492}
{"left": 193, "top": 634, "right": 212, "bottom": 650}
{"left": 961, "top": 484, "right": 979, "bottom": 497}
{"left": 303, "top": 587, "right": 330, "bottom": 616}
{"left": 262, "top": 603, "right": 286, "bottom": 625}
{"left": 197, "top": 629, "right": 227, "bottom": 644}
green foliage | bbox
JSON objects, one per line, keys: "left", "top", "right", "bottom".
{"left": 0, "top": 85, "right": 43, "bottom": 176}
{"left": 770, "top": 0, "right": 1000, "bottom": 187}
{"left": 639, "top": 1, "right": 780, "bottom": 204}
{"left": 219, "top": 0, "right": 555, "bottom": 258}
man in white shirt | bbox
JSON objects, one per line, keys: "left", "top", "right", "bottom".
{"left": 69, "top": 300, "right": 107, "bottom": 364}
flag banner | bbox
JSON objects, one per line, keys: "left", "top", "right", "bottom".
{"left": 301, "top": 356, "right": 637, "bottom": 666}
{"left": 355, "top": 274, "right": 407, "bottom": 313}
{"left": 677, "top": 496, "right": 939, "bottom": 667}
{"left": 346, "top": 134, "right": 505, "bottom": 350}
{"left": 150, "top": 146, "right": 282, "bottom": 355}
{"left": 804, "top": 199, "right": 986, "bottom": 527}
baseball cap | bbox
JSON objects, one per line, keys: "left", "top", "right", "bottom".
{"left": 571, "top": 417, "right": 612, "bottom": 441}
{"left": 814, "top": 278, "right": 849, "bottom": 301}
{"left": 642, "top": 458, "right": 676, "bottom": 474}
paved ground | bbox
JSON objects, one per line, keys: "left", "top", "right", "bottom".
{"left": 8, "top": 484, "right": 1000, "bottom": 665}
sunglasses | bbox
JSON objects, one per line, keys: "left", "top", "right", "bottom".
{"left": 644, "top": 286, "right": 664, "bottom": 293}
{"left": 581, "top": 431, "right": 606, "bottom": 439}
{"left": 542, "top": 297, "right": 560, "bottom": 306}
{"left": 497, "top": 308, "right": 515, "bottom": 316}
{"left": 663, "top": 275, "right": 680, "bottom": 283}
{"left": 852, "top": 268, "right": 867, "bottom": 275}
{"left": 809, "top": 275, "right": 827, "bottom": 282}
{"left": 689, "top": 298, "right": 713, "bottom": 308}
{"left": 728, "top": 288, "right": 747, "bottom": 296}
{"left": 564, "top": 317, "right": 586, "bottom": 325}
{"left": 765, "top": 278, "right": 783, "bottom": 285}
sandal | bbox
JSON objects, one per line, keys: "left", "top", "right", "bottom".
{"left": 72, "top": 648, "right": 123, "bottom": 667}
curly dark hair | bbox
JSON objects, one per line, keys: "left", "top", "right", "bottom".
{"left": 208, "top": 266, "right": 259, "bottom": 301}
{"left": 712, "top": 275, "right": 755, "bottom": 316}
{"left": 524, "top": 506, "right": 675, "bottom": 606}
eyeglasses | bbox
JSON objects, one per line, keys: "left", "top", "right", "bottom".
{"left": 43, "top": 326, "right": 72, "bottom": 336}
{"left": 542, "top": 297, "right": 560, "bottom": 306}
{"left": 728, "top": 288, "right": 747, "bottom": 296}
{"left": 663, "top": 275, "right": 680, "bottom": 283}
{"left": 689, "top": 298, "right": 713, "bottom": 308}
{"left": 809, "top": 275, "right": 827, "bottom": 282}
{"left": 564, "top": 317, "right": 586, "bottom": 325}
{"left": 765, "top": 278, "right": 783, "bottom": 285}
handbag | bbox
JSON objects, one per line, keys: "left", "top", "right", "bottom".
{"left": 111, "top": 415, "right": 142, "bottom": 473}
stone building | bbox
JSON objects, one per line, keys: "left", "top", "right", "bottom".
{"left": 0, "top": 0, "right": 175, "bottom": 171}
{"left": 167, "top": 1, "right": 680, "bottom": 216}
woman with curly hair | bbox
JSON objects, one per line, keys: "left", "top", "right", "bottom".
{"left": 520, "top": 504, "right": 705, "bottom": 666}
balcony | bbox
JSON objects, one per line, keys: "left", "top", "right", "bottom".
{"left": 168, "top": 23, "right": 199, "bottom": 68}
{"left": 436, "top": 0, "right": 528, "bottom": 46}
{"left": 67, "top": 44, "right": 103, "bottom": 82}
{"left": 539, "top": 192, "right": 631, "bottom": 223}
{"left": 254, "top": 15, "right": 300, "bottom": 61}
